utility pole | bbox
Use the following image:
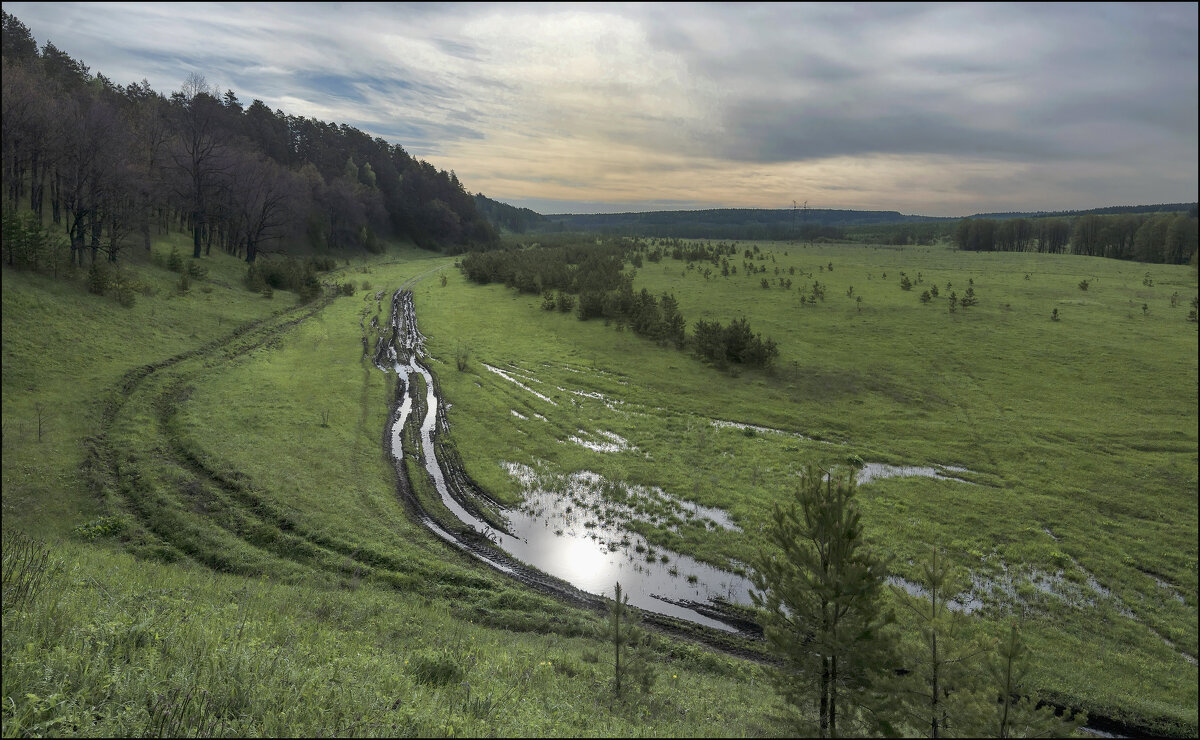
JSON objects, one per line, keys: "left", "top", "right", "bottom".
{"left": 802, "top": 200, "right": 809, "bottom": 245}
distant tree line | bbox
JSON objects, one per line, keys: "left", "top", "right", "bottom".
{"left": 843, "top": 221, "right": 955, "bottom": 246}
{"left": 525, "top": 208, "right": 943, "bottom": 241}
{"left": 954, "top": 209, "right": 1198, "bottom": 264}
{"left": 1, "top": 10, "right": 496, "bottom": 273}
{"left": 459, "top": 238, "right": 778, "bottom": 368}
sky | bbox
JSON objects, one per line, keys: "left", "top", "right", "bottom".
{"left": 6, "top": 2, "right": 1198, "bottom": 216}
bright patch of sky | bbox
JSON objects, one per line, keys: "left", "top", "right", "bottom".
{"left": 7, "top": 2, "right": 1197, "bottom": 215}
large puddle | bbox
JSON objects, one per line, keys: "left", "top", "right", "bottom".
{"left": 380, "top": 290, "right": 753, "bottom": 631}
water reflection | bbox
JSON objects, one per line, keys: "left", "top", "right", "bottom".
{"left": 382, "top": 290, "right": 754, "bottom": 631}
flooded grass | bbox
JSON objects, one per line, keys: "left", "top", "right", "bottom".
{"left": 412, "top": 242, "right": 1197, "bottom": 733}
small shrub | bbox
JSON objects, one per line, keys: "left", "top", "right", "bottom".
{"left": 186, "top": 260, "right": 208, "bottom": 279}
{"left": 115, "top": 283, "right": 138, "bottom": 307}
{"left": 407, "top": 648, "right": 466, "bottom": 686}
{"left": 87, "top": 260, "right": 112, "bottom": 295}
{"left": 307, "top": 255, "right": 337, "bottom": 272}
{"left": 920, "top": 290, "right": 932, "bottom": 304}
{"left": 166, "top": 248, "right": 183, "bottom": 272}
{"left": 177, "top": 273, "right": 191, "bottom": 293}
{"left": 455, "top": 345, "right": 470, "bottom": 371}
{"left": 1051, "top": 308, "right": 1060, "bottom": 321}
{"left": 72, "top": 515, "right": 127, "bottom": 541}
{"left": 338, "top": 282, "right": 356, "bottom": 296}
{"left": 1078, "top": 279, "right": 1089, "bottom": 291}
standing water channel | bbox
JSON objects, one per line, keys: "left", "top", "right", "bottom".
{"left": 377, "top": 289, "right": 755, "bottom": 632}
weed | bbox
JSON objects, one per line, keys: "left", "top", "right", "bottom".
{"left": 2, "top": 532, "right": 55, "bottom": 611}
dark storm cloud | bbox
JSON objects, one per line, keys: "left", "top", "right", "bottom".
{"left": 637, "top": 3, "right": 1199, "bottom": 169}
{"left": 717, "top": 106, "right": 1060, "bottom": 163}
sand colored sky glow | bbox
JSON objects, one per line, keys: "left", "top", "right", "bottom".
{"left": 7, "top": 2, "right": 1197, "bottom": 215}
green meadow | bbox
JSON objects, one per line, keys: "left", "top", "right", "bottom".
{"left": 2, "top": 243, "right": 783, "bottom": 737}
{"left": 3, "top": 235, "right": 1197, "bottom": 736}
{"left": 413, "top": 239, "right": 1198, "bottom": 733}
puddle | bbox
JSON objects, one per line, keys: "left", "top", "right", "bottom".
{"left": 886, "top": 575, "right": 982, "bottom": 614}
{"left": 856, "top": 463, "right": 974, "bottom": 486}
{"left": 556, "top": 385, "right": 625, "bottom": 409}
{"left": 495, "top": 462, "right": 752, "bottom": 624}
{"left": 711, "top": 419, "right": 809, "bottom": 440}
{"left": 482, "top": 363, "right": 558, "bottom": 406}
{"left": 505, "top": 462, "right": 741, "bottom": 535}
{"left": 566, "top": 429, "right": 636, "bottom": 453}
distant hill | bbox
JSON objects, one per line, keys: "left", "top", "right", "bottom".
{"left": 966, "top": 203, "right": 1196, "bottom": 220}
{"left": 512, "top": 207, "right": 948, "bottom": 240}
{"left": 472, "top": 198, "right": 1198, "bottom": 241}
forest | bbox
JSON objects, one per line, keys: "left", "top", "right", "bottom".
{"left": 0, "top": 11, "right": 496, "bottom": 272}
{"left": 953, "top": 210, "right": 1198, "bottom": 263}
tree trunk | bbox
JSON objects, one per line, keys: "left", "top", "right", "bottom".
{"left": 192, "top": 212, "right": 203, "bottom": 258}
{"left": 90, "top": 213, "right": 102, "bottom": 264}
{"left": 931, "top": 632, "right": 940, "bottom": 738}
{"left": 50, "top": 171, "right": 61, "bottom": 225}
{"left": 830, "top": 655, "right": 838, "bottom": 738}
{"left": 820, "top": 658, "right": 829, "bottom": 738}
{"left": 29, "top": 151, "right": 43, "bottom": 217}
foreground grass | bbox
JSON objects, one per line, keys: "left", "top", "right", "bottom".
{"left": 410, "top": 240, "right": 1197, "bottom": 734}
{"left": 3, "top": 540, "right": 777, "bottom": 737}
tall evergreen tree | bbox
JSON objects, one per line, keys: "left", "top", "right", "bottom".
{"left": 894, "top": 547, "right": 987, "bottom": 737}
{"left": 751, "top": 465, "right": 896, "bottom": 737}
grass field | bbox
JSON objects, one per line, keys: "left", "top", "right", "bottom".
{"left": 3, "top": 234, "right": 1196, "bottom": 736}
{"left": 2, "top": 239, "right": 786, "bottom": 737}
{"left": 410, "top": 239, "right": 1198, "bottom": 733}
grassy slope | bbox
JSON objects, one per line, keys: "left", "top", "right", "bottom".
{"left": 413, "top": 240, "right": 1198, "bottom": 734}
{"left": 2, "top": 240, "right": 784, "bottom": 737}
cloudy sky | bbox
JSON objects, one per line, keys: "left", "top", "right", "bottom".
{"left": 7, "top": 2, "right": 1197, "bottom": 215}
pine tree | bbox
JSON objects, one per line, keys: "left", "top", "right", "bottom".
{"left": 894, "top": 547, "right": 985, "bottom": 737}
{"left": 599, "top": 581, "right": 654, "bottom": 698}
{"left": 751, "top": 465, "right": 896, "bottom": 737}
